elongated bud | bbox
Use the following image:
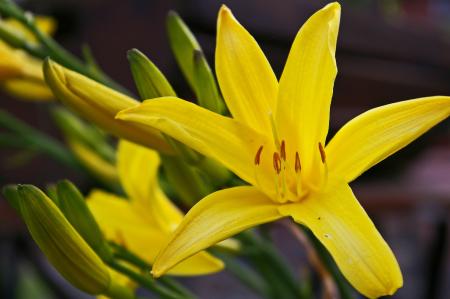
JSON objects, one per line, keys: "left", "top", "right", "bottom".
{"left": 193, "top": 49, "right": 225, "bottom": 114}
{"left": 167, "top": 11, "right": 225, "bottom": 114}
{"left": 43, "top": 59, "right": 173, "bottom": 154}
{"left": 127, "top": 48, "right": 176, "bottom": 99}
{"left": 45, "top": 183, "right": 59, "bottom": 205}
{"left": 52, "top": 107, "right": 115, "bottom": 163}
{"left": 17, "top": 185, "right": 111, "bottom": 294}
{"left": 56, "top": 180, "right": 112, "bottom": 261}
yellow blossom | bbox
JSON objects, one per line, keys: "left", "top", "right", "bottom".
{"left": 117, "top": 3, "right": 450, "bottom": 298}
{"left": 0, "top": 16, "right": 55, "bottom": 100}
{"left": 87, "top": 139, "right": 224, "bottom": 276}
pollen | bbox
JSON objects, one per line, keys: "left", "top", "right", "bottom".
{"left": 280, "top": 140, "right": 286, "bottom": 161}
{"left": 254, "top": 145, "right": 264, "bottom": 165}
{"left": 273, "top": 152, "right": 281, "bottom": 174}
{"left": 295, "top": 152, "right": 301, "bottom": 173}
{"left": 318, "top": 142, "right": 326, "bottom": 163}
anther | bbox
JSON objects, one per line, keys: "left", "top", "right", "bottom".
{"left": 254, "top": 145, "right": 264, "bottom": 165}
{"left": 295, "top": 152, "right": 301, "bottom": 173}
{"left": 273, "top": 152, "right": 281, "bottom": 174}
{"left": 280, "top": 140, "right": 286, "bottom": 161}
{"left": 318, "top": 142, "right": 326, "bottom": 163}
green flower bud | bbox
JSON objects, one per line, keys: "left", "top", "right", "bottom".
{"left": 192, "top": 49, "right": 225, "bottom": 114}
{"left": 56, "top": 180, "right": 112, "bottom": 261}
{"left": 166, "top": 11, "right": 225, "bottom": 114}
{"left": 17, "top": 184, "right": 111, "bottom": 295}
{"left": 127, "top": 49, "right": 176, "bottom": 99}
{"left": 45, "top": 183, "right": 59, "bottom": 205}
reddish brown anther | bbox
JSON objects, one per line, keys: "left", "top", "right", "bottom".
{"left": 295, "top": 152, "right": 301, "bottom": 173}
{"left": 254, "top": 145, "right": 264, "bottom": 165}
{"left": 280, "top": 140, "right": 286, "bottom": 161}
{"left": 273, "top": 152, "right": 281, "bottom": 174}
{"left": 318, "top": 142, "right": 326, "bottom": 163}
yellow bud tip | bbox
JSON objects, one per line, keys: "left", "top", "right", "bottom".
{"left": 323, "top": 2, "right": 341, "bottom": 15}
{"left": 114, "top": 108, "right": 129, "bottom": 120}
{"left": 167, "top": 10, "right": 179, "bottom": 19}
{"left": 218, "top": 4, "right": 233, "bottom": 23}
{"left": 43, "top": 58, "right": 66, "bottom": 88}
{"left": 150, "top": 268, "right": 162, "bottom": 278}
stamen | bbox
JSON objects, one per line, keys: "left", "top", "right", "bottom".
{"left": 318, "top": 142, "right": 326, "bottom": 163}
{"left": 280, "top": 140, "right": 286, "bottom": 161}
{"left": 295, "top": 152, "right": 301, "bottom": 173}
{"left": 254, "top": 145, "right": 264, "bottom": 165}
{"left": 273, "top": 152, "right": 281, "bottom": 174}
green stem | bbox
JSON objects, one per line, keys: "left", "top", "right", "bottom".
{"left": 109, "top": 242, "right": 197, "bottom": 299}
{"left": 106, "top": 260, "right": 186, "bottom": 299}
{"left": 160, "top": 154, "right": 212, "bottom": 206}
{"left": 239, "top": 230, "right": 305, "bottom": 299}
{"left": 0, "top": 110, "right": 82, "bottom": 170}
{"left": 212, "top": 250, "right": 268, "bottom": 297}
{"left": 0, "top": 20, "right": 46, "bottom": 57}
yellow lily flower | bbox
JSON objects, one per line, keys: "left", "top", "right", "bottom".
{"left": 117, "top": 3, "right": 450, "bottom": 298}
{"left": 0, "top": 16, "right": 55, "bottom": 100}
{"left": 87, "top": 139, "right": 224, "bottom": 276}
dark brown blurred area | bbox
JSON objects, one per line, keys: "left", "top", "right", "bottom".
{"left": 1, "top": 0, "right": 449, "bottom": 298}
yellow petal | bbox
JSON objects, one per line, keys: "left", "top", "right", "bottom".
{"left": 3, "top": 16, "right": 56, "bottom": 43}
{"left": 112, "top": 224, "right": 224, "bottom": 277}
{"left": 276, "top": 3, "right": 340, "bottom": 184}
{"left": 0, "top": 44, "right": 24, "bottom": 79}
{"left": 152, "top": 186, "right": 283, "bottom": 277}
{"left": 86, "top": 190, "right": 150, "bottom": 239}
{"left": 34, "top": 16, "right": 57, "bottom": 36}
{"left": 216, "top": 5, "right": 277, "bottom": 133}
{"left": 2, "top": 79, "right": 53, "bottom": 101}
{"left": 117, "top": 97, "right": 277, "bottom": 196}
{"left": 279, "top": 180, "right": 403, "bottom": 298}
{"left": 0, "top": 43, "right": 43, "bottom": 80}
{"left": 168, "top": 251, "right": 224, "bottom": 276}
{"left": 87, "top": 189, "right": 223, "bottom": 276}
{"left": 68, "top": 139, "right": 118, "bottom": 185}
{"left": 86, "top": 190, "right": 170, "bottom": 264}
{"left": 117, "top": 140, "right": 183, "bottom": 232}
{"left": 43, "top": 60, "right": 173, "bottom": 154}
{"left": 327, "top": 96, "right": 450, "bottom": 183}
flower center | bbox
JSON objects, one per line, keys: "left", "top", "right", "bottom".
{"left": 253, "top": 140, "right": 328, "bottom": 203}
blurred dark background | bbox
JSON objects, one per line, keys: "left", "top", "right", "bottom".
{"left": 1, "top": 0, "right": 449, "bottom": 298}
